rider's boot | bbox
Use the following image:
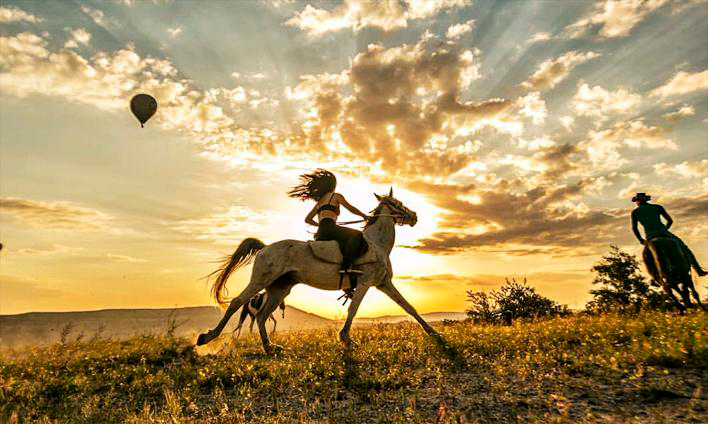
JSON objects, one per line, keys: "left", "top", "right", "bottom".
{"left": 336, "top": 270, "right": 358, "bottom": 304}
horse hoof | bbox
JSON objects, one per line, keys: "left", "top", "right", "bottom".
{"left": 266, "top": 344, "right": 284, "bottom": 354}
{"left": 339, "top": 336, "right": 356, "bottom": 348}
{"left": 196, "top": 332, "right": 212, "bottom": 346}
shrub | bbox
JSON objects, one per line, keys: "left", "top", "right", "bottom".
{"left": 466, "top": 278, "right": 570, "bottom": 324}
{"left": 585, "top": 245, "right": 672, "bottom": 313}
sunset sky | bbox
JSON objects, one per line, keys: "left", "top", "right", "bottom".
{"left": 1, "top": 0, "right": 706, "bottom": 319}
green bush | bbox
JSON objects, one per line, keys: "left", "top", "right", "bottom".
{"left": 466, "top": 278, "right": 570, "bottom": 324}
{"left": 586, "top": 245, "right": 673, "bottom": 313}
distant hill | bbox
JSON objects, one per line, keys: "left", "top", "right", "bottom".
{"left": 0, "top": 306, "right": 334, "bottom": 349}
{"left": 349, "top": 311, "right": 467, "bottom": 324}
{"left": 0, "top": 306, "right": 465, "bottom": 349}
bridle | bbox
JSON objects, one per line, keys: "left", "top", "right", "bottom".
{"left": 338, "top": 197, "right": 416, "bottom": 226}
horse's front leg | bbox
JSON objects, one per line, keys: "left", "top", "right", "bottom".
{"left": 338, "top": 285, "right": 370, "bottom": 345}
{"left": 377, "top": 280, "right": 438, "bottom": 337}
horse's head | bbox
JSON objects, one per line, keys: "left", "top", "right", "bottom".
{"left": 373, "top": 187, "right": 418, "bottom": 226}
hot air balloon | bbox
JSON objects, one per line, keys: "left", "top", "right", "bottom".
{"left": 130, "top": 94, "right": 157, "bottom": 128}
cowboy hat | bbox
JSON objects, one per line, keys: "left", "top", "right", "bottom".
{"left": 632, "top": 192, "right": 651, "bottom": 202}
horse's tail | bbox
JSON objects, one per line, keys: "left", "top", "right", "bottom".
{"left": 206, "top": 238, "right": 266, "bottom": 308}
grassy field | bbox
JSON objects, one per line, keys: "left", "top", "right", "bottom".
{"left": 1, "top": 311, "right": 706, "bottom": 423}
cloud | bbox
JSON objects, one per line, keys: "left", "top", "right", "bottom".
{"left": 517, "top": 136, "right": 555, "bottom": 151}
{"left": 662, "top": 194, "right": 708, "bottom": 221}
{"left": 521, "top": 51, "right": 600, "bottom": 91}
{"left": 0, "top": 32, "right": 284, "bottom": 159}
{"left": 64, "top": 28, "right": 91, "bottom": 49}
{"left": 171, "top": 206, "right": 277, "bottom": 245}
{"left": 559, "top": 116, "right": 575, "bottom": 131}
{"left": 649, "top": 70, "right": 708, "bottom": 98}
{"left": 397, "top": 271, "right": 588, "bottom": 287}
{"left": 579, "top": 120, "right": 676, "bottom": 169}
{"left": 662, "top": 105, "right": 695, "bottom": 122}
{"left": 286, "top": 0, "right": 470, "bottom": 37}
{"left": 80, "top": 6, "right": 110, "bottom": 28}
{"left": 671, "top": 0, "right": 708, "bottom": 15}
{"left": 167, "top": 27, "right": 182, "bottom": 37}
{"left": 105, "top": 253, "right": 147, "bottom": 262}
{"left": 0, "top": 6, "right": 43, "bottom": 23}
{"left": 0, "top": 197, "right": 116, "bottom": 232}
{"left": 571, "top": 83, "right": 641, "bottom": 121}
{"left": 286, "top": 35, "right": 517, "bottom": 177}
{"left": 407, "top": 179, "right": 625, "bottom": 255}
{"left": 396, "top": 273, "right": 507, "bottom": 287}
{"left": 516, "top": 91, "right": 547, "bottom": 125}
{"left": 562, "top": 0, "right": 669, "bottom": 39}
{"left": 526, "top": 32, "right": 551, "bottom": 44}
{"left": 17, "top": 245, "right": 79, "bottom": 255}
{"left": 445, "top": 19, "right": 474, "bottom": 39}
{"left": 654, "top": 160, "right": 708, "bottom": 179}
{"left": 0, "top": 33, "right": 174, "bottom": 110}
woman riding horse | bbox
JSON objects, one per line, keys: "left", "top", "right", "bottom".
{"left": 288, "top": 169, "right": 369, "bottom": 294}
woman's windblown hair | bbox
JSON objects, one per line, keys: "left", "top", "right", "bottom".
{"left": 287, "top": 169, "right": 337, "bottom": 201}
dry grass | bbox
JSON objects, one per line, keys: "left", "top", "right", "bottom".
{"left": 1, "top": 310, "right": 706, "bottom": 423}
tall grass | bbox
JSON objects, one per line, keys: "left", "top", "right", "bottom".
{"left": 1, "top": 311, "right": 706, "bottom": 422}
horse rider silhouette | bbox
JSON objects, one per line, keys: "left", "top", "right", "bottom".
{"left": 288, "top": 169, "right": 370, "bottom": 298}
{"left": 631, "top": 192, "right": 707, "bottom": 277}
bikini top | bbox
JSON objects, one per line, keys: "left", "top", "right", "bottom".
{"left": 317, "top": 193, "right": 340, "bottom": 215}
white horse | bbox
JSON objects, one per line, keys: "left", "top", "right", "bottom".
{"left": 197, "top": 189, "right": 439, "bottom": 353}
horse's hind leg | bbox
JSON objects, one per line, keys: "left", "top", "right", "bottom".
{"left": 257, "top": 278, "right": 293, "bottom": 354}
{"left": 197, "top": 258, "right": 283, "bottom": 346}
{"left": 233, "top": 307, "right": 250, "bottom": 339}
{"left": 197, "top": 285, "right": 263, "bottom": 345}
{"left": 685, "top": 275, "right": 705, "bottom": 310}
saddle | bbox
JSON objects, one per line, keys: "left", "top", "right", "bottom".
{"left": 307, "top": 235, "right": 377, "bottom": 266}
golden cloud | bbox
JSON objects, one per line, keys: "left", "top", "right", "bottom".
{"left": 0, "top": 197, "right": 117, "bottom": 232}
{"left": 521, "top": 51, "right": 600, "bottom": 91}
{"left": 286, "top": 0, "right": 470, "bottom": 37}
{"left": 562, "top": 0, "right": 669, "bottom": 39}
{"left": 649, "top": 70, "right": 708, "bottom": 99}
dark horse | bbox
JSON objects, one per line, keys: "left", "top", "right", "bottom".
{"left": 643, "top": 237, "right": 704, "bottom": 313}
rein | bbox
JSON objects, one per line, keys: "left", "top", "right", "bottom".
{"left": 337, "top": 213, "right": 401, "bottom": 225}
{"left": 306, "top": 212, "right": 402, "bottom": 234}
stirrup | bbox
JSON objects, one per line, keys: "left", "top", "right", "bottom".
{"left": 338, "top": 268, "right": 364, "bottom": 275}
{"left": 337, "top": 288, "right": 355, "bottom": 305}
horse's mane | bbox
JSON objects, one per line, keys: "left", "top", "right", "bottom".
{"left": 364, "top": 203, "right": 387, "bottom": 230}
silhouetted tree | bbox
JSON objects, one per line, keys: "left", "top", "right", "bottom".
{"left": 585, "top": 245, "right": 672, "bottom": 313}
{"left": 465, "top": 291, "right": 496, "bottom": 323}
{"left": 466, "top": 278, "right": 570, "bottom": 324}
